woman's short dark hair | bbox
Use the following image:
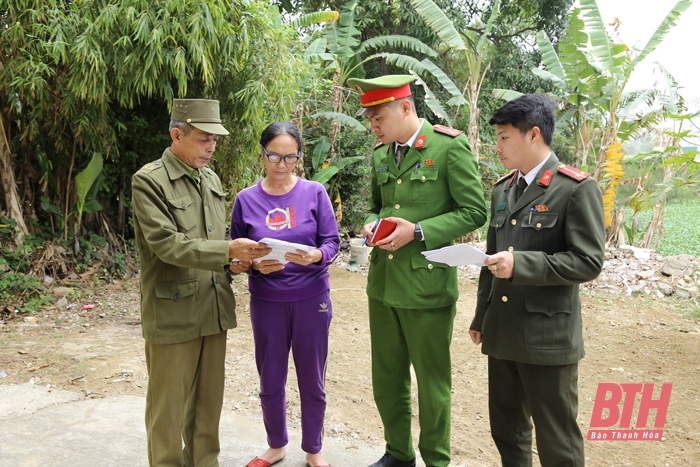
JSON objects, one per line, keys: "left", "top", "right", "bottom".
{"left": 489, "top": 94, "right": 556, "bottom": 146}
{"left": 260, "top": 122, "right": 303, "bottom": 151}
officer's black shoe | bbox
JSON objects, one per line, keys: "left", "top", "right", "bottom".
{"left": 368, "top": 452, "right": 417, "bottom": 467}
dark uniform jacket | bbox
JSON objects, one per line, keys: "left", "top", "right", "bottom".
{"left": 132, "top": 149, "right": 236, "bottom": 345}
{"left": 470, "top": 153, "right": 605, "bottom": 365}
{"left": 365, "top": 120, "right": 487, "bottom": 309}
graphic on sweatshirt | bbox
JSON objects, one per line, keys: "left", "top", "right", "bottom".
{"left": 266, "top": 206, "right": 297, "bottom": 230}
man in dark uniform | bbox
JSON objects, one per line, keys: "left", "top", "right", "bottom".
{"left": 132, "top": 98, "right": 269, "bottom": 466}
{"left": 469, "top": 94, "right": 605, "bottom": 466}
{"left": 347, "top": 75, "right": 487, "bottom": 467}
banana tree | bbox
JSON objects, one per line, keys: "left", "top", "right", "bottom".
{"left": 408, "top": 0, "right": 501, "bottom": 159}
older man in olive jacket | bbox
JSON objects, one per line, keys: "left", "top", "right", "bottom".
{"left": 132, "top": 99, "right": 269, "bottom": 467}
{"left": 348, "top": 75, "right": 487, "bottom": 467}
{"left": 470, "top": 94, "right": 605, "bottom": 467}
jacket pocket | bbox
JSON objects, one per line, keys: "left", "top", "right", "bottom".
{"left": 208, "top": 186, "right": 228, "bottom": 223}
{"left": 410, "top": 253, "right": 449, "bottom": 298}
{"left": 409, "top": 167, "right": 439, "bottom": 204}
{"left": 154, "top": 280, "right": 199, "bottom": 329}
{"left": 522, "top": 212, "right": 558, "bottom": 230}
{"left": 167, "top": 194, "right": 197, "bottom": 233}
{"left": 524, "top": 295, "right": 572, "bottom": 349}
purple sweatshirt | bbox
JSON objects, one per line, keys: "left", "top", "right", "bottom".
{"left": 230, "top": 178, "right": 340, "bottom": 302}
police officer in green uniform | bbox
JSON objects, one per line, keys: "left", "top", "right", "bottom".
{"left": 347, "top": 75, "right": 487, "bottom": 467}
{"left": 469, "top": 94, "right": 605, "bottom": 466}
{"left": 132, "top": 99, "right": 270, "bottom": 467}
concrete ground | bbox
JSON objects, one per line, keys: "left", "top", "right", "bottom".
{"left": 0, "top": 383, "right": 386, "bottom": 467}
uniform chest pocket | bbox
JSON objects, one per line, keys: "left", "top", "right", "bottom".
{"left": 523, "top": 212, "right": 558, "bottom": 230}
{"left": 208, "top": 186, "right": 228, "bottom": 223}
{"left": 167, "top": 194, "right": 197, "bottom": 233}
{"left": 409, "top": 167, "right": 438, "bottom": 204}
{"left": 490, "top": 214, "right": 506, "bottom": 229}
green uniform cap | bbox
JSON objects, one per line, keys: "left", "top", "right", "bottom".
{"left": 347, "top": 75, "right": 416, "bottom": 116}
{"left": 171, "top": 99, "right": 229, "bottom": 136}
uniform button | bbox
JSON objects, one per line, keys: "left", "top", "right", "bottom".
{"left": 388, "top": 254, "right": 394, "bottom": 260}
{"left": 397, "top": 179, "right": 402, "bottom": 184}
{"left": 508, "top": 246, "right": 514, "bottom": 252}
{"left": 394, "top": 204, "right": 400, "bottom": 210}
{"left": 214, "top": 279, "right": 219, "bottom": 285}
{"left": 421, "top": 176, "right": 426, "bottom": 181}
{"left": 174, "top": 293, "right": 181, "bottom": 301}
{"left": 536, "top": 222, "right": 542, "bottom": 228}
{"left": 208, "top": 225, "right": 214, "bottom": 232}
{"left": 428, "top": 264, "right": 433, "bottom": 270}
{"left": 501, "top": 296, "right": 508, "bottom": 302}
{"left": 204, "top": 202, "right": 208, "bottom": 207}
{"left": 511, "top": 219, "right": 517, "bottom": 225}
{"left": 181, "top": 203, "right": 187, "bottom": 208}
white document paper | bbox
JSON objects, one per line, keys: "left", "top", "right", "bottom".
{"left": 421, "top": 244, "right": 488, "bottom": 267}
{"left": 256, "top": 237, "right": 315, "bottom": 264}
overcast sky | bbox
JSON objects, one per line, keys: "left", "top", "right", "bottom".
{"left": 594, "top": 0, "right": 700, "bottom": 105}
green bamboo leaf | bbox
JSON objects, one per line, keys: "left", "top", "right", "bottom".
{"left": 312, "top": 166, "right": 340, "bottom": 185}
{"left": 338, "top": 156, "right": 365, "bottom": 170}
{"left": 491, "top": 89, "right": 523, "bottom": 101}
{"left": 312, "top": 136, "right": 331, "bottom": 172}
{"left": 421, "top": 58, "right": 467, "bottom": 106}
{"left": 408, "top": 0, "right": 466, "bottom": 51}
{"left": 309, "top": 112, "right": 367, "bottom": 132}
{"left": 358, "top": 35, "right": 438, "bottom": 58}
{"left": 75, "top": 153, "right": 103, "bottom": 214}
{"left": 629, "top": 0, "right": 692, "bottom": 74}
{"left": 291, "top": 11, "right": 340, "bottom": 29}
{"left": 535, "top": 31, "right": 565, "bottom": 81}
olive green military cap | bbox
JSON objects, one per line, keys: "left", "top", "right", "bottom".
{"left": 171, "top": 99, "right": 229, "bottom": 135}
{"left": 347, "top": 75, "right": 416, "bottom": 116}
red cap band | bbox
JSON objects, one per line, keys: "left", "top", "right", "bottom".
{"left": 360, "top": 84, "right": 412, "bottom": 107}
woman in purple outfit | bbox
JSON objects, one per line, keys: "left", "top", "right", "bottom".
{"left": 230, "top": 122, "right": 340, "bottom": 467}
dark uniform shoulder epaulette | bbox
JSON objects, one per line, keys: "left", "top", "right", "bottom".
{"left": 495, "top": 170, "right": 517, "bottom": 186}
{"left": 139, "top": 159, "right": 163, "bottom": 173}
{"left": 557, "top": 164, "right": 590, "bottom": 182}
{"left": 433, "top": 124, "right": 464, "bottom": 137}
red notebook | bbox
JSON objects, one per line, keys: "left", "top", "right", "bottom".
{"left": 370, "top": 219, "right": 397, "bottom": 244}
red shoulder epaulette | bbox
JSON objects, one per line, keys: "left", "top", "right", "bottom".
{"left": 433, "top": 124, "right": 463, "bottom": 137}
{"left": 557, "top": 165, "right": 590, "bottom": 182}
{"left": 495, "top": 170, "right": 517, "bottom": 186}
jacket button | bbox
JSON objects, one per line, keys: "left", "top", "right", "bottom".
{"left": 174, "top": 293, "right": 181, "bottom": 301}
{"left": 208, "top": 226, "right": 214, "bottom": 232}
{"left": 388, "top": 254, "right": 394, "bottom": 260}
{"left": 397, "top": 179, "right": 402, "bottom": 184}
{"left": 214, "top": 279, "right": 219, "bottom": 285}
{"left": 421, "top": 176, "right": 426, "bottom": 181}
{"left": 204, "top": 202, "right": 208, "bottom": 207}
{"left": 394, "top": 204, "right": 400, "bottom": 210}
{"left": 181, "top": 203, "right": 187, "bottom": 208}
{"left": 501, "top": 295, "right": 508, "bottom": 302}
{"left": 536, "top": 222, "right": 542, "bottom": 228}
{"left": 427, "top": 264, "right": 433, "bottom": 270}
{"left": 511, "top": 219, "right": 517, "bottom": 225}
{"left": 508, "top": 246, "right": 514, "bottom": 252}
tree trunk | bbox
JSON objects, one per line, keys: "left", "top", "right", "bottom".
{"left": 0, "top": 111, "right": 29, "bottom": 244}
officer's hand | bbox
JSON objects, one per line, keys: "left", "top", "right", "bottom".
{"left": 376, "top": 217, "right": 414, "bottom": 251}
{"left": 362, "top": 221, "right": 377, "bottom": 247}
{"left": 469, "top": 330, "right": 483, "bottom": 345}
{"left": 285, "top": 249, "right": 322, "bottom": 266}
{"left": 485, "top": 252, "right": 514, "bottom": 279}
{"left": 229, "top": 260, "right": 251, "bottom": 274}
{"left": 229, "top": 238, "right": 271, "bottom": 262}
{"left": 252, "top": 259, "right": 284, "bottom": 274}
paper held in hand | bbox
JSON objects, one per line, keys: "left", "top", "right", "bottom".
{"left": 421, "top": 244, "right": 487, "bottom": 267}
{"left": 233, "top": 237, "right": 315, "bottom": 265}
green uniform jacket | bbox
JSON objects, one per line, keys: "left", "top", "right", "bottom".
{"left": 470, "top": 154, "right": 605, "bottom": 365}
{"left": 365, "top": 120, "right": 487, "bottom": 309}
{"left": 132, "top": 149, "right": 236, "bottom": 345}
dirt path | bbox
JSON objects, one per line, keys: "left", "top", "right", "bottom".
{"left": 1, "top": 266, "right": 698, "bottom": 466}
